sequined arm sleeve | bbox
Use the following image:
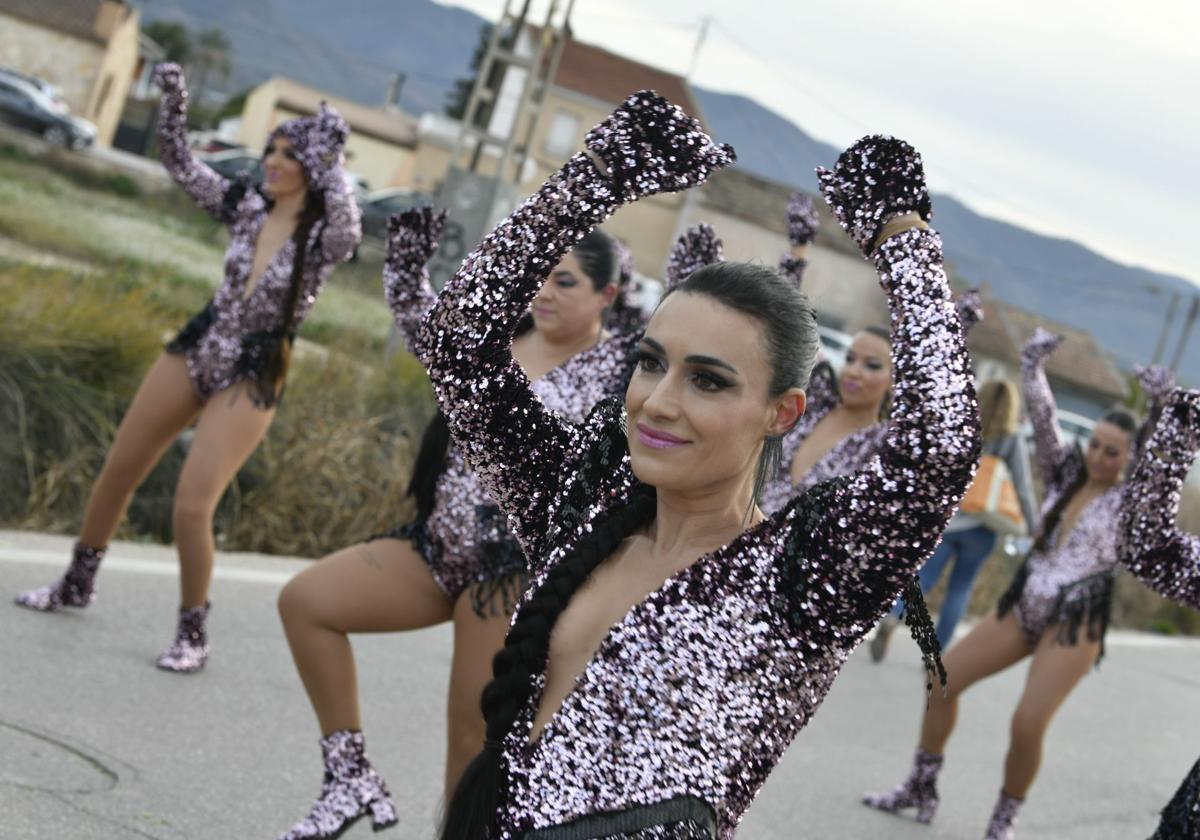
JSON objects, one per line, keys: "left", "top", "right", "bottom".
{"left": 383, "top": 207, "right": 446, "bottom": 354}
{"left": 1020, "top": 329, "right": 1071, "bottom": 489}
{"left": 416, "top": 91, "right": 735, "bottom": 559}
{"left": 313, "top": 164, "right": 362, "bottom": 264}
{"left": 804, "top": 359, "right": 839, "bottom": 417}
{"left": 1118, "top": 390, "right": 1200, "bottom": 610}
{"left": 664, "top": 223, "right": 724, "bottom": 291}
{"left": 152, "top": 63, "right": 233, "bottom": 222}
{"left": 788, "top": 228, "right": 979, "bottom": 635}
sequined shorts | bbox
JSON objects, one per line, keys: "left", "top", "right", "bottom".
{"left": 999, "top": 564, "right": 1113, "bottom": 654}
{"left": 367, "top": 520, "right": 527, "bottom": 618}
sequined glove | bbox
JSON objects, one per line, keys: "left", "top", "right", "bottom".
{"left": 786, "top": 192, "right": 820, "bottom": 247}
{"left": 301, "top": 103, "right": 350, "bottom": 193}
{"left": 1136, "top": 364, "right": 1177, "bottom": 405}
{"left": 1166, "top": 388, "right": 1200, "bottom": 434}
{"left": 955, "top": 288, "right": 984, "bottom": 332}
{"left": 665, "top": 223, "right": 724, "bottom": 290}
{"left": 384, "top": 207, "right": 446, "bottom": 309}
{"left": 152, "top": 62, "right": 186, "bottom": 97}
{"left": 585, "top": 90, "right": 736, "bottom": 203}
{"left": 1021, "top": 327, "right": 1064, "bottom": 365}
{"left": 816, "top": 135, "right": 933, "bottom": 257}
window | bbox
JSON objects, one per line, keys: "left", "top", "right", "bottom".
{"left": 543, "top": 109, "right": 581, "bottom": 158}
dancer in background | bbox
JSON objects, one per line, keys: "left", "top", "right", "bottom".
{"left": 1116, "top": 369, "right": 1200, "bottom": 840}
{"left": 864, "top": 327, "right": 1141, "bottom": 839}
{"left": 872, "top": 374, "right": 1038, "bottom": 659}
{"left": 273, "top": 208, "right": 638, "bottom": 839}
{"left": 779, "top": 190, "right": 820, "bottom": 287}
{"left": 418, "top": 89, "right": 977, "bottom": 837}
{"left": 14, "top": 63, "right": 360, "bottom": 674}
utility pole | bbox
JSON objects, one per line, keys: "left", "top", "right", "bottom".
{"left": 1152, "top": 290, "right": 1180, "bottom": 365}
{"left": 1169, "top": 293, "right": 1200, "bottom": 371}
{"left": 686, "top": 16, "right": 711, "bottom": 81}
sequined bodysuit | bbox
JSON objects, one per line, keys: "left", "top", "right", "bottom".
{"left": 382, "top": 230, "right": 637, "bottom": 606}
{"left": 414, "top": 141, "right": 980, "bottom": 834}
{"left": 156, "top": 83, "right": 361, "bottom": 406}
{"left": 1118, "top": 390, "right": 1200, "bottom": 840}
{"left": 996, "top": 339, "right": 1122, "bottom": 651}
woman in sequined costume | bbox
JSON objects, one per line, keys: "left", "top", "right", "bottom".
{"left": 414, "top": 90, "right": 978, "bottom": 839}
{"left": 864, "top": 328, "right": 1146, "bottom": 839}
{"left": 272, "top": 209, "right": 639, "bottom": 839}
{"left": 870, "top": 375, "right": 1039, "bottom": 659}
{"left": 14, "top": 63, "right": 360, "bottom": 674}
{"left": 1116, "top": 380, "right": 1200, "bottom": 839}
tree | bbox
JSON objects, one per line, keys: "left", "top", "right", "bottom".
{"left": 444, "top": 23, "right": 494, "bottom": 120}
{"left": 143, "top": 20, "right": 191, "bottom": 65}
{"left": 190, "top": 27, "right": 232, "bottom": 112}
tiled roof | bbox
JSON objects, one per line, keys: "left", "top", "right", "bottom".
{"left": 549, "top": 34, "right": 702, "bottom": 123}
{"left": 0, "top": 0, "right": 108, "bottom": 43}
{"left": 269, "top": 77, "right": 418, "bottom": 147}
{"left": 967, "top": 291, "right": 1128, "bottom": 400}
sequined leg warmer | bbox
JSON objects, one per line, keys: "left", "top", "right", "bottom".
{"left": 155, "top": 602, "right": 211, "bottom": 673}
{"left": 14, "top": 542, "right": 105, "bottom": 612}
{"left": 862, "top": 748, "right": 943, "bottom": 823}
{"left": 984, "top": 789, "right": 1023, "bottom": 839}
{"left": 278, "top": 730, "right": 398, "bottom": 840}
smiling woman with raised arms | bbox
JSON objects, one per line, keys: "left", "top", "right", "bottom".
{"left": 408, "top": 88, "right": 978, "bottom": 839}
{"left": 14, "top": 63, "right": 360, "bottom": 673}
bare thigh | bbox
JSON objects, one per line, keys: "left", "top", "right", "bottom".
{"left": 81, "top": 353, "right": 201, "bottom": 544}
{"left": 939, "top": 609, "right": 1031, "bottom": 698}
{"left": 444, "top": 587, "right": 515, "bottom": 791}
{"left": 1016, "top": 628, "right": 1099, "bottom": 723}
{"left": 282, "top": 538, "right": 453, "bottom": 634}
{"left": 174, "top": 384, "right": 276, "bottom": 511}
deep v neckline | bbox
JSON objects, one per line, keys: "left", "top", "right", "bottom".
{"left": 522, "top": 511, "right": 776, "bottom": 748}
{"left": 1050, "top": 486, "right": 1114, "bottom": 550}
{"left": 242, "top": 212, "right": 294, "bottom": 302}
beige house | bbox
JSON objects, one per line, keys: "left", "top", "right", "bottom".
{"left": 0, "top": 0, "right": 140, "bottom": 146}
{"left": 238, "top": 77, "right": 419, "bottom": 192}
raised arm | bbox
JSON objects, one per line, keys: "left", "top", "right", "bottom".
{"left": 664, "top": 223, "right": 724, "bottom": 291}
{"left": 955, "top": 287, "right": 984, "bottom": 335}
{"left": 785, "top": 136, "right": 980, "bottom": 643}
{"left": 1118, "top": 388, "right": 1200, "bottom": 610}
{"left": 383, "top": 207, "right": 446, "bottom": 353}
{"left": 1020, "top": 328, "right": 1071, "bottom": 488}
{"left": 415, "top": 91, "right": 734, "bottom": 559}
{"left": 279, "top": 102, "right": 362, "bottom": 264}
{"left": 778, "top": 191, "right": 819, "bottom": 287}
{"left": 152, "top": 63, "right": 235, "bottom": 222}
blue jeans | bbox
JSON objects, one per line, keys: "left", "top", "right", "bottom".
{"left": 891, "top": 524, "right": 999, "bottom": 649}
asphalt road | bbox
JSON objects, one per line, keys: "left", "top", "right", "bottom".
{"left": 2, "top": 530, "right": 1197, "bottom": 839}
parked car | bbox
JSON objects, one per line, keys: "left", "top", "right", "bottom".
{"left": 199, "top": 148, "right": 263, "bottom": 182}
{"left": 0, "top": 69, "right": 95, "bottom": 149}
{"left": 358, "top": 187, "right": 430, "bottom": 239}
{"left": 816, "top": 324, "right": 853, "bottom": 372}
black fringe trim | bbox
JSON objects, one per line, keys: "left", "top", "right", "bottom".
{"left": 524, "top": 795, "right": 716, "bottom": 839}
{"left": 164, "top": 300, "right": 216, "bottom": 354}
{"left": 232, "top": 329, "right": 294, "bottom": 409}
{"left": 898, "top": 576, "right": 948, "bottom": 699}
{"left": 1152, "top": 757, "right": 1200, "bottom": 840}
{"left": 996, "top": 559, "right": 1030, "bottom": 619}
{"left": 1049, "top": 570, "right": 1114, "bottom": 661}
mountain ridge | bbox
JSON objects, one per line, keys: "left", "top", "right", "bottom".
{"left": 131, "top": 0, "right": 1197, "bottom": 382}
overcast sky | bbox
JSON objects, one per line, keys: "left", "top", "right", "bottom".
{"left": 445, "top": 0, "right": 1199, "bottom": 284}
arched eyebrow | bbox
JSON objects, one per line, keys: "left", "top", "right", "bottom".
{"left": 640, "top": 336, "right": 740, "bottom": 376}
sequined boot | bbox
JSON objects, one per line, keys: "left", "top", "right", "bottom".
{"left": 155, "top": 602, "right": 211, "bottom": 673}
{"left": 278, "top": 730, "right": 398, "bottom": 839}
{"left": 984, "top": 789, "right": 1023, "bottom": 839}
{"left": 863, "top": 748, "right": 943, "bottom": 823}
{"left": 14, "top": 542, "right": 105, "bottom": 612}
